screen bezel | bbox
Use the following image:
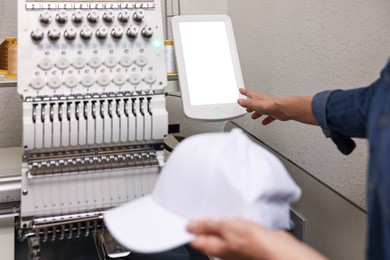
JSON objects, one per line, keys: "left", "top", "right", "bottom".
{"left": 171, "top": 15, "right": 246, "bottom": 121}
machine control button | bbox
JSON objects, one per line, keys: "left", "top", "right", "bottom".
{"left": 96, "top": 27, "right": 108, "bottom": 40}
{"left": 80, "top": 27, "right": 93, "bottom": 40}
{"left": 48, "top": 29, "right": 61, "bottom": 41}
{"left": 38, "top": 59, "right": 54, "bottom": 71}
{"left": 113, "top": 74, "right": 126, "bottom": 86}
{"left": 87, "top": 11, "right": 99, "bottom": 24}
{"left": 103, "top": 11, "right": 115, "bottom": 23}
{"left": 118, "top": 11, "right": 130, "bottom": 23}
{"left": 111, "top": 26, "right": 124, "bottom": 40}
{"left": 48, "top": 77, "right": 62, "bottom": 89}
{"left": 128, "top": 74, "right": 142, "bottom": 85}
{"left": 127, "top": 25, "right": 139, "bottom": 39}
{"left": 88, "top": 57, "right": 102, "bottom": 69}
{"left": 64, "top": 28, "right": 77, "bottom": 41}
{"left": 31, "top": 29, "right": 44, "bottom": 42}
{"left": 119, "top": 56, "right": 132, "bottom": 67}
{"left": 72, "top": 11, "right": 83, "bottom": 24}
{"left": 144, "top": 73, "right": 157, "bottom": 84}
{"left": 40, "top": 11, "right": 52, "bottom": 24}
{"left": 72, "top": 57, "right": 86, "bottom": 69}
{"left": 97, "top": 75, "right": 110, "bottom": 87}
{"left": 56, "top": 11, "right": 68, "bottom": 24}
{"left": 81, "top": 76, "right": 94, "bottom": 87}
{"left": 134, "top": 55, "right": 148, "bottom": 67}
{"left": 56, "top": 58, "right": 70, "bottom": 70}
{"left": 104, "top": 57, "right": 117, "bottom": 68}
{"left": 65, "top": 76, "right": 78, "bottom": 88}
{"left": 142, "top": 26, "right": 154, "bottom": 39}
{"left": 133, "top": 10, "right": 145, "bottom": 23}
{"left": 30, "top": 78, "right": 46, "bottom": 90}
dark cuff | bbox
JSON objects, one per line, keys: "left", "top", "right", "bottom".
{"left": 312, "top": 90, "right": 356, "bottom": 155}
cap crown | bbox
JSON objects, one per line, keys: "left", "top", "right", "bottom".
{"left": 152, "top": 129, "right": 300, "bottom": 224}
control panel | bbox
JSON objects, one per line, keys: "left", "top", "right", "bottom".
{"left": 19, "top": 1, "right": 167, "bottom": 97}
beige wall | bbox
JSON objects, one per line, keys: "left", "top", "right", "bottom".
{"left": 228, "top": 0, "right": 390, "bottom": 210}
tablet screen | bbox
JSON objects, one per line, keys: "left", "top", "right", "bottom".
{"left": 172, "top": 15, "right": 246, "bottom": 121}
{"left": 178, "top": 21, "right": 240, "bottom": 106}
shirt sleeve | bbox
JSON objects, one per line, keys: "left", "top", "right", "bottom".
{"left": 311, "top": 81, "right": 380, "bottom": 155}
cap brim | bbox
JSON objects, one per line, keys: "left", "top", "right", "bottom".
{"left": 104, "top": 195, "right": 194, "bottom": 254}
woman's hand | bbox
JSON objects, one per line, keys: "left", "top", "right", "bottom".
{"left": 187, "top": 218, "right": 326, "bottom": 260}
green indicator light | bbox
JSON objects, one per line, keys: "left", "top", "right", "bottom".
{"left": 152, "top": 38, "right": 163, "bottom": 49}
{"left": 213, "top": 108, "right": 222, "bottom": 116}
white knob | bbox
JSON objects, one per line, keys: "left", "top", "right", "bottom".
{"left": 80, "top": 27, "right": 92, "bottom": 40}
{"left": 111, "top": 26, "right": 124, "bottom": 40}
{"left": 144, "top": 73, "right": 157, "bottom": 84}
{"left": 64, "top": 28, "right": 77, "bottom": 41}
{"left": 65, "top": 77, "right": 78, "bottom": 88}
{"left": 134, "top": 55, "right": 148, "bottom": 67}
{"left": 113, "top": 75, "right": 126, "bottom": 86}
{"left": 97, "top": 75, "right": 110, "bottom": 87}
{"left": 103, "top": 11, "right": 115, "bottom": 23}
{"left": 81, "top": 76, "right": 94, "bottom": 88}
{"left": 56, "top": 11, "right": 68, "bottom": 24}
{"left": 48, "top": 77, "right": 62, "bottom": 89}
{"left": 48, "top": 29, "right": 61, "bottom": 41}
{"left": 96, "top": 27, "right": 108, "bottom": 40}
{"left": 56, "top": 58, "right": 70, "bottom": 70}
{"left": 87, "top": 11, "right": 99, "bottom": 23}
{"left": 30, "top": 78, "right": 46, "bottom": 90}
{"left": 120, "top": 56, "right": 133, "bottom": 67}
{"left": 72, "top": 57, "right": 86, "bottom": 69}
{"left": 88, "top": 57, "right": 102, "bottom": 69}
{"left": 31, "top": 29, "right": 44, "bottom": 42}
{"left": 38, "top": 59, "right": 54, "bottom": 71}
{"left": 40, "top": 11, "right": 52, "bottom": 24}
{"left": 118, "top": 11, "right": 130, "bottom": 23}
{"left": 128, "top": 74, "right": 142, "bottom": 85}
{"left": 133, "top": 10, "right": 145, "bottom": 23}
{"left": 127, "top": 25, "right": 139, "bottom": 40}
{"left": 72, "top": 11, "right": 83, "bottom": 24}
{"left": 104, "top": 57, "right": 117, "bottom": 68}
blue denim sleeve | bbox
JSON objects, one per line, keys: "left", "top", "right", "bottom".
{"left": 312, "top": 83, "right": 379, "bottom": 155}
{"left": 312, "top": 91, "right": 357, "bottom": 155}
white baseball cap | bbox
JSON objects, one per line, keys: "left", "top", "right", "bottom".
{"left": 104, "top": 129, "right": 301, "bottom": 253}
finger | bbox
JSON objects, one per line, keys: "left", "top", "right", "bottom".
{"left": 246, "top": 108, "right": 254, "bottom": 113}
{"left": 187, "top": 219, "right": 221, "bottom": 235}
{"left": 251, "top": 112, "right": 262, "bottom": 120}
{"left": 239, "top": 88, "right": 259, "bottom": 99}
{"left": 262, "top": 116, "right": 276, "bottom": 125}
{"left": 237, "top": 98, "right": 252, "bottom": 109}
{"left": 190, "top": 236, "right": 227, "bottom": 257}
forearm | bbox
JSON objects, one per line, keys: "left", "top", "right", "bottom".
{"left": 254, "top": 230, "right": 327, "bottom": 260}
{"left": 275, "top": 96, "right": 319, "bottom": 126}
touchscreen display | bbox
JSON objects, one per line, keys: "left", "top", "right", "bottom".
{"left": 178, "top": 21, "right": 239, "bottom": 106}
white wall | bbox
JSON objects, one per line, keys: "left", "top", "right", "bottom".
{"left": 228, "top": 0, "right": 390, "bottom": 209}
{"left": 0, "top": 0, "right": 16, "bottom": 39}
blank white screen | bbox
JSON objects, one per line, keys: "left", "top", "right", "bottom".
{"left": 179, "top": 22, "right": 239, "bottom": 106}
